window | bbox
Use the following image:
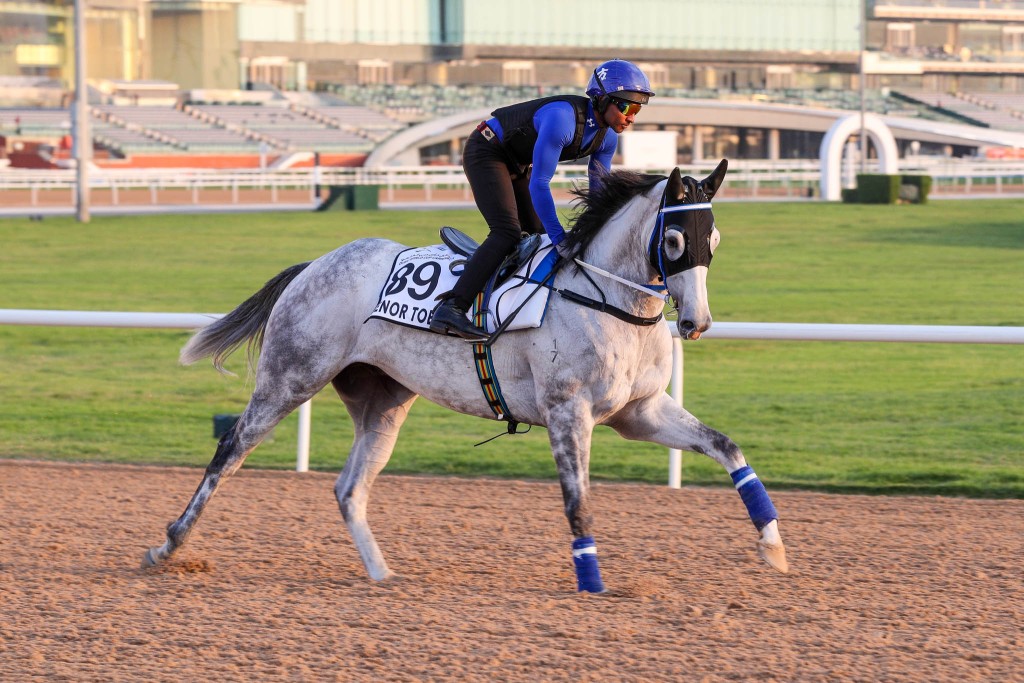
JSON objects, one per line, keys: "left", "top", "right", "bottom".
{"left": 1003, "top": 26, "right": 1024, "bottom": 55}
{"left": 502, "top": 61, "right": 535, "bottom": 87}
{"left": 886, "top": 23, "right": 915, "bottom": 53}
{"left": 358, "top": 59, "right": 393, "bottom": 85}
{"left": 636, "top": 62, "right": 668, "bottom": 90}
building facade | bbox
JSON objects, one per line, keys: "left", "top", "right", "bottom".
{"left": 6, "top": 1, "right": 1024, "bottom": 93}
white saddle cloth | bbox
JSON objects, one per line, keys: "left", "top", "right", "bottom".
{"left": 367, "top": 237, "right": 558, "bottom": 334}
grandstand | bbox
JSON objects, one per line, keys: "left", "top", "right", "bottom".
{"left": 896, "top": 91, "right": 1024, "bottom": 132}
{"left": 189, "top": 104, "right": 372, "bottom": 153}
{"left": 94, "top": 105, "right": 260, "bottom": 155}
{"left": 0, "top": 108, "right": 71, "bottom": 138}
{"left": 5, "top": 0, "right": 1024, "bottom": 169}
{"left": 4, "top": 83, "right": 1023, "bottom": 170}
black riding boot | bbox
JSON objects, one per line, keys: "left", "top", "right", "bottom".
{"left": 429, "top": 297, "right": 488, "bottom": 340}
{"left": 430, "top": 225, "right": 518, "bottom": 340}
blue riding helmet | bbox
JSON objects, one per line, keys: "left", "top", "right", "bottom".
{"left": 586, "top": 59, "right": 655, "bottom": 108}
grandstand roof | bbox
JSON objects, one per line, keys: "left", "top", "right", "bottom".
{"left": 365, "top": 99, "right": 1024, "bottom": 167}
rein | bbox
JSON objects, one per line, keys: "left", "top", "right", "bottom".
{"left": 557, "top": 200, "right": 713, "bottom": 327}
{"left": 571, "top": 258, "right": 670, "bottom": 300}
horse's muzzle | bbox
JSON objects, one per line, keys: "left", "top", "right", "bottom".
{"left": 678, "top": 318, "right": 710, "bottom": 341}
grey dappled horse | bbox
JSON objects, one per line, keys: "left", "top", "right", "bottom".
{"left": 143, "top": 160, "right": 788, "bottom": 593}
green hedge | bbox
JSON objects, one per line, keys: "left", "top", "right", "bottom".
{"left": 851, "top": 174, "right": 933, "bottom": 204}
{"left": 900, "top": 174, "right": 932, "bottom": 204}
{"left": 856, "top": 174, "right": 901, "bottom": 204}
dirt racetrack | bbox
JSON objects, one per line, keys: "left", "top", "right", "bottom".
{"left": 1, "top": 460, "right": 1020, "bottom": 682}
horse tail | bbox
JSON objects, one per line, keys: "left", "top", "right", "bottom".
{"left": 180, "top": 262, "right": 312, "bottom": 374}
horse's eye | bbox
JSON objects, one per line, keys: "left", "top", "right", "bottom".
{"left": 665, "top": 233, "right": 684, "bottom": 252}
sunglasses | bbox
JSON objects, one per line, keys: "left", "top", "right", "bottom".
{"left": 610, "top": 98, "right": 642, "bottom": 116}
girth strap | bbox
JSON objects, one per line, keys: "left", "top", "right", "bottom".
{"left": 471, "top": 291, "right": 519, "bottom": 432}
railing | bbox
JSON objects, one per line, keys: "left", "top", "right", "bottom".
{"left": 873, "top": 0, "right": 1024, "bottom": 13}
{"left": 5, "top": 159, "right": 1024, "bottom": 209}
{"left": 2, "top": 308, "right": 1022, "bottom": 486}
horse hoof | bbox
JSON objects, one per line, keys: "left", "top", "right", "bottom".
{"left": 141, "top": 548, "right": 160, "bottom": 568}
{"left": 757, "top": 539, "right": 789, "bottom": 574}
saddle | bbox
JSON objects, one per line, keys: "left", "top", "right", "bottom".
{"left": 440, "top": 226, "right": 545, "bottom": 291}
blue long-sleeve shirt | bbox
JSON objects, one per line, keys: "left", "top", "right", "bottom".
{"left": 486, "top": 100, "right": 616, "bottom": 245}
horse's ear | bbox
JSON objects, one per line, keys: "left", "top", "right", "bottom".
{"left": 667, "top": 167, "right": 685, "bottom": 201}
{"left": 700, "top": 159, "right": 729, "bottom": 200}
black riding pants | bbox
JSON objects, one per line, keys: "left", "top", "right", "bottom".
{"left": 449, "top": 131, "right": 543, "bottom": 309}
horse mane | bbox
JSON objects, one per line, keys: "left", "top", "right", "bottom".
{"left": 561, "top": 169, "right": 665, "bottom": 256}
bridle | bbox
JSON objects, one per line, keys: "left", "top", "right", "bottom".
{"left": 571, "top": 189, "right": 716, "bottom": 299}
{"left": 560, "top": 184, "right": 716, "bottom": 325}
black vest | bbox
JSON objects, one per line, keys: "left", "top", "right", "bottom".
{"left": 490, "top": 95, "right": 608, "bottom": 169}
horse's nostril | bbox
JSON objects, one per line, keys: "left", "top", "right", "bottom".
{"left": 678, "top": 320, "right": 706, "bottom": 340}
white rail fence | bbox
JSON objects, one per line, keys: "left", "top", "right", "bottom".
{"left": 2, "top": 308, "right": 1022, "bottom": 487}
{"left": 5, "top": 159, "right": 1024, "bottom": 208}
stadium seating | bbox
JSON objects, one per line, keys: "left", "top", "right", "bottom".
{"left": 189, "top": 104, "right": 376, "bottom": 152}
{"left": 8, "top": 84, "right": 1022, "bottom": 164}
{"left": 0, "top": 108, "right": 72, "bottom": 137}
{"left": 94, "top": 105, "right": 264, "bottom": 154}
{"left": 898, "top": 91, "right": 1024, "bottom": 132}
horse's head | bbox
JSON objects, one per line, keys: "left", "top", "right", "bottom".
{"left": 649, "top": 159, "right": 727, "bottom": 340}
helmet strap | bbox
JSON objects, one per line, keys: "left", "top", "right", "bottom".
{"left": 592, "top": 68, "right": 612, "bottom": 114}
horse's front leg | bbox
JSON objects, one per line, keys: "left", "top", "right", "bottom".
{"left": 608, "top": 394, "right": 788, "bottom": 573}
{"left": 545, "top": 400, "right": 606, "bottom": 593}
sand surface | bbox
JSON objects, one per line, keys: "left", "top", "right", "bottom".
{"left": 1, "top": 460, "right": 1020, "bottom": 682}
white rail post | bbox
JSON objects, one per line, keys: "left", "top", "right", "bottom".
{"left": 296, "top": 399, "right": 311, "bottom": 472}
{"left": 668, "top": 336, "right": 684, "bottom": 489}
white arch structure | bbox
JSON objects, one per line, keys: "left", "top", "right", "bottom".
{"left": 819, "top": 113, "right": 900, "bottom": 201}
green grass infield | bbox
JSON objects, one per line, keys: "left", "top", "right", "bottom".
{"left": 1, "top": 199, "right": 1021, "bottom": 498}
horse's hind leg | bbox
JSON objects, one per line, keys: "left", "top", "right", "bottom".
{"left": 142, "top": 386, "right": 316, "bottom": 568}
{"left": 331, "top": 364, "right": 418, "bottom": 581}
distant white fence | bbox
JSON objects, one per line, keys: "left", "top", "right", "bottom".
{"left": 2, "top": 308, "right": 1022, "bottom": 486}
{"left": 4, "top": 159, "right": 1024, "bottom": 207}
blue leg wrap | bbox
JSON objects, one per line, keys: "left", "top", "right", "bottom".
{"left": 571, "top": 536, "right": 605, "bottom": 593}
{"left": 730, "top": 466, "right": 778, "bottom": 531}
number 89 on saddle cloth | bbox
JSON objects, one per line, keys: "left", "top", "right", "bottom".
{"left": 366, "top": 230, "right": 558, "bottom": 334}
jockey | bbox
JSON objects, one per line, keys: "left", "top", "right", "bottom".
{"left": 430, "top": 59, "right": 656, "bottom": 340}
